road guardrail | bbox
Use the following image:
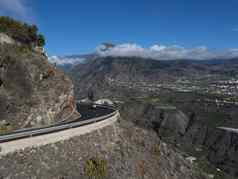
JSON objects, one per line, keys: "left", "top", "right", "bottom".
{"left": 0, "top": 105, "right": 119, "bottom": 143}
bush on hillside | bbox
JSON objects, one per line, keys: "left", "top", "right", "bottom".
{"left": 37, "top": 34, "right": 45, "bottom": 47}
{"left": 0, "top": 16, "right": 45, "bottom": 47}
{"left": 84, "top": 157, "right": 108, "bottom": 179}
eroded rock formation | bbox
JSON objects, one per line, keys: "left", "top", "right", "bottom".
{"left": 0, "top": 44, "right": 79, "bottom": 131}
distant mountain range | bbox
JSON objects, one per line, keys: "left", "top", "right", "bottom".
{"left": 49, "top": 43, "right": 238, "bottom": 71}
{"left": 48, "top": 54, "right": 97, "bottom": 70}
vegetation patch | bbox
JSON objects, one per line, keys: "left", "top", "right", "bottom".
{"left": 152, "top": 144, "right": 160, "bottom": 160}
{"left": 205, "top": 111, "right": 227, "bottom": 128}
{"left": 0, "top": 16, "right": 45, "bottom": 47}
{"left": 196, "top": 157, "right": 227, "bottom": 179}
{"left": 140, "top": 95, "right": 160, "bottom": 104}
{"left": 0, "top": 123, "right": 12, "bottom": 135}
{"left": 84, "top": 156, "right": 108, "bottom": 179}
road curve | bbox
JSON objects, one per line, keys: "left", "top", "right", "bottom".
{"left": 0, "top": 105, "right": 120, "bottom": 155}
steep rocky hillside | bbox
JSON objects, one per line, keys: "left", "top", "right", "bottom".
{"left": 0, "top": 44, "right": 78, "bottom": 131}
{"left": 0, "top": 119, "right": 209, "bottom": 179}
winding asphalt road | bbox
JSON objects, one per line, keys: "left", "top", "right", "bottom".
{"left": 0, "top": 104, "right": 117, "bottom": 143}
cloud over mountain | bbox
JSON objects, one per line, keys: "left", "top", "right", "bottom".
{"left": 49, "top": 56, "right": 87, "bottom": 65}
{"left": 97, "top": 43, "right": 238, "bottom": 60}
{"left": 49, "top": 43, "right": 238, "bottom": 66}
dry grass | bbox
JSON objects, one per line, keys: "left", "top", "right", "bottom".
{"left": 84, "top": 156, "right": 108, "bottom": 179}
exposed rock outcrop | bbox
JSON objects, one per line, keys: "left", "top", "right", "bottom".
{"left": 0, "top": 44, "right": 79, "bottom": 131}
{"left": 0, "top": 33, "right": 15, "bottom": 45}
{"left": 207, "top": 129, "right": 238, "bottom": 177}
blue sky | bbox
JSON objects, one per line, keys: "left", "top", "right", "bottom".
{"left": 0, "top": 0, "right": 238, "bottom": 56}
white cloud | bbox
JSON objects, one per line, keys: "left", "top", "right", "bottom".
{"left": 0, "top": 0, "right": 32, "bottom": 20}
{"left": 96, "top": 43, "right": 238, "bottom": 60}
{"left": 50, "top": 43, "right": 238, "bottom": 66}
{"left": 49, "top": 56, "right": 86, "bottom": 65}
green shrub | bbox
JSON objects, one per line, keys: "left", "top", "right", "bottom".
{"left": 0, "top": 16, "right": 45, "bottom": 46}
{"left": 37, "top": 34, "right": 45, "bottom": 47}
{"left": 18, "top": 45, "right": 31, "bottom": 54}
{"left": 152, "top": 144, "right": 160, "bottom": 160}
{"left": 0, "top": 124, "right": 12, "bottom": 135}
{"left": 196, "top": 158, "right": 227, "bottom": 179}
{"left": 85, "top": 156, "right": 108, "bottom": 179}
{"left": 206, "top": 111, "right": 227, "bottom": 128}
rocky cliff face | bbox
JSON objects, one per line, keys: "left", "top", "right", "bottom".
{"left": 207, "top": 129, "right": 238, "bottom": 176}
{"left": 119, "top": 100, "right": 238, "bottom": 178}
{"left": 0, "top": 44, "right": 78, "bottom": 131}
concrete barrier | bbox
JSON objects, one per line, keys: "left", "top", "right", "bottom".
{"left": 0, "top": 111, "right": 120, "bottom": 156}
